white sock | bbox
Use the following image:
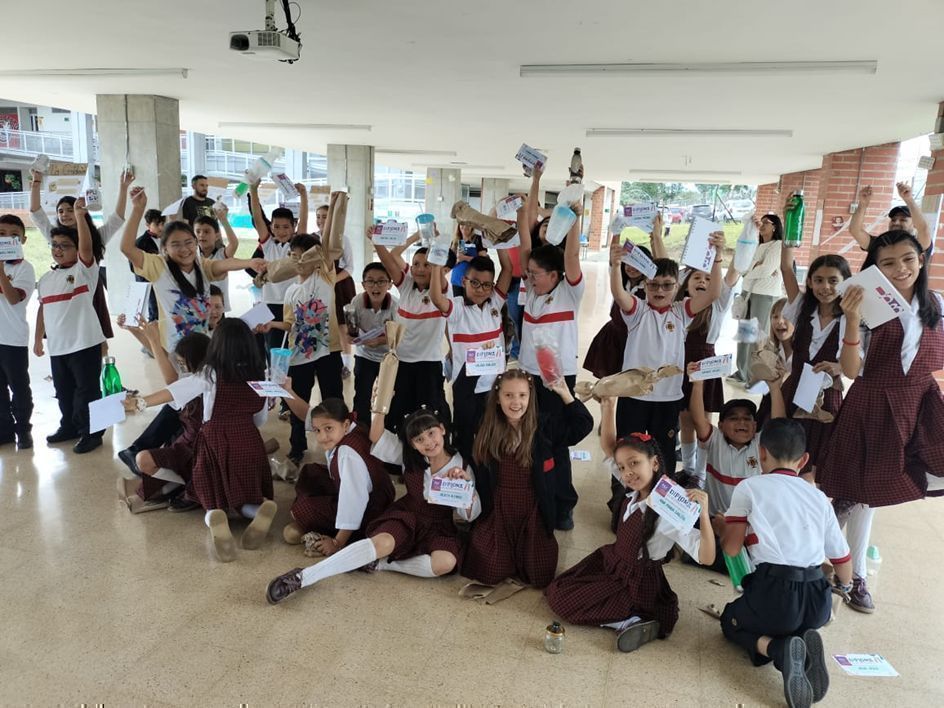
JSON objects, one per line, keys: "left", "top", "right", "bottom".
{"left": 153, "top": 467, "right": 185, "bottom": 484}
{"left": 377, "top": 554, "right": 437, "bottom": 578}
{"left": 204, "top": 510, "right": 216, "bottom": 528}
{"left": 300, "top": 538, "right": 378, "bottom": 588}
{"left": 846, "top": 504, "right": 875, "bottom": 579}
{"left": 342, "top": 353, "right": 354, "bottom": 369}
{"left": 601, "top": 615, "right": 641, "bottom": 631}
{"left": 241, "top": 503, "right": 260, "bottom": 519}
{"left": 680, "top": 441, "right": 696, "bottom": 471}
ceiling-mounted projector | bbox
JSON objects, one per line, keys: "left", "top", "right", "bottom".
{"left": 229, "top": 30, "right": 300, "bottom": 62}
{"left": 230, "top": 0, "right": 302, "bottom": 63}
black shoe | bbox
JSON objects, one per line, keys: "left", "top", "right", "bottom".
{"left": 46, "top": 428, "right": 80, "bottom": 444}
{"left": 616, "top": 619, "right": 660, "bottom": 653}
{"left": 802, "top": 629, "right": 829, "bottom": 703}
{"left": 167, "top": 495, "right": 200, "bottom": 513}
{"left": 73, "top": 436, "right": 103, "bottom": 454}
{"left": 266, "top": 568, "right": 304, "bottom": 605}
{"left": 778, "top": 636, "right": 813, "bottom": 708}
{"left": 16, "top": 431, "right": 33, "bottom": 450}
{"left": 555, "top": 510, "right": 575, "bottom": 531}
{"left": 117, "top": 447, "right": 143, "bottom": 479}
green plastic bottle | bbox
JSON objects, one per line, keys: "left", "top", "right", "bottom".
{"left": 723, "top": 548, "right": 754, "bottom": 592}
{"left": 783, "top": 190, "right": 805, "bottom": 248}
{"left": 101, "top": 356, "right": 123, "bottom": 396}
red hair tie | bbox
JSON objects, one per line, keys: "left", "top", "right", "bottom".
{"left": 629, "top": 432, "right": 652, "bottom": 442}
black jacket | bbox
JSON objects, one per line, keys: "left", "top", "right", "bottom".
{"left": 473, "top": 399, "right": 593, "bottom": 535}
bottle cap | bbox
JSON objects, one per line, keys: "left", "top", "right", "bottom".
{"left": 103, "top": 356, "right": 116, "bottom": 365}
{"left": 867, "top": 545, "right": 881, "bottom": 561}
{"left": 546, "top": 621, "right": 565, "bottom": 635}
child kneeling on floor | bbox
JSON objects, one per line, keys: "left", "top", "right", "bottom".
{"left": 720, "top": 418, "right": 852, "bottom": 708}
{"left": 545, "top": 397, "right": 715, "bottom": 652}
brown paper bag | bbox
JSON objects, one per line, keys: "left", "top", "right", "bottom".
{"left": 371, "top": 321, "right": 405, "bottom": 415}
{"left": 451, "top": 201, "right": 518, "bottom": 243}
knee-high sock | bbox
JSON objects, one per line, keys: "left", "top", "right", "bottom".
{"left": 846, "top": 503, "right": 875, "bottom": 579}
{"left": 680, "top": 441, "right": 696, "bottom": 471}
{"left": 153, "top": 467, "right": 185, "bottom": 484}
{"left": 377, "top": 554, "right": 437, "bottom": 578}
{"left": 693, "top": 444, "right": 707, "bottom": 483}
{"left": 300, "top": 538, "right": 378, "bottom": 588}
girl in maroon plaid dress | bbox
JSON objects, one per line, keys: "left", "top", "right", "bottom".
{"left": 461, "top": 369, "right": 594, "bottom": 589}
{"left": 677, "top": 260, "right": 741, "bottom": 480}
{"left": 755, "top": 298, "right": 793, "bottom": 429}
{"left": 265, "top": 407, "right": 480, "bottom": 604}
{"left": 546, "top": 402, "right": 715, "bottom": 652}
{"left": 819, "top": 231, "right": 944, "bottom": 614}
{"left": 777, "top": 249, "right": 851, "bottom": 480}
{"left": 279, "top": 396, "right": 395, "bottom": 556}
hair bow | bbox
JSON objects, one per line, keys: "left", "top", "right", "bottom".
{"left": 629, "top": 432, "right": 653, "bottom": 442}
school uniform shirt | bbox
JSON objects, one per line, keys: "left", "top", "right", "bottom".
{"left": 620, "top": 297, "right": 694, "bottom": 401}
{"left": 519, "top": 273, "right": 586, "bottom": 377}
{"left": 31, "top": 209, "right": 125, "bottom": 245}
{"left": 698, "top": 426, "right": 762, "bottom": 517}
{"left": 445, "top": 290, "right": 507, "bottom": 393}
{"left": 352, "top": 293, "right": 398, "bottom": 363}
{"left": 605, "top": 459, "right": 703, "bottom": 560}
{"left": 724, "top": 469, "right": 851, "bottom": 568}
{"left": 37, "top": 258, "right": 105, "bottom": 356}
{"left": 0, "top": 260, "right": 36, "bottom": 347}
{"left": 706, "top": 281, "right": 737, "bottom": 345}
{"left": 205, "top": 248, "right": 232, "bottom": 312}
{"left": 134, "top": 252, "right": 219, "bottom": 353}
{"left": 167, "top": 373, "right": 267, "bottom": 426}
{"left": 855, "top": 294, "right": 944, "bottom": 376}
{"left": 283, "top": 272, "right": 336, "bottom": 366}
{"left": 782, "top": 295, "right": 846, "bottom": 360}
{"left": 372, "top": 429, "right": 481, "bottom": 521}
{"left": 393, "top": 268, "right": 447, "bottom": 363}
{"left": 741, "top": 240, "right": 784, "bottom": 297}
{"left": 260, "top": 238, "right": 293, "bottom": 305}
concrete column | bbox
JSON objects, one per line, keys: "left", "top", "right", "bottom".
{"left": 96, "top": 94, "right": 182, "bottom": 309}
{"left": 424, "top": 168, "right": 461, "bottom": 237}
{"left": 186, "top": 131, "right": 206, "bottom": 181}
{"left": 327, "top": 144, "right": 374, "bottom": 278}
{"left": 480, "top": 178, "right": 510, "bottom": 215}
{"left": 284, "top": 148, "right": 308, "bottom": 181}
{"left": 69, "top": 111, "right": 95, "bottom": 165}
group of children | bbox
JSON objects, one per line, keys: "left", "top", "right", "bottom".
{"left": 2, "top": 162, "right": 942, "bottom": 708}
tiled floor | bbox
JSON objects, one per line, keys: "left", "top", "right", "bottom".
{"left": 2, "top": 261, "right": 943, "bottom": 707}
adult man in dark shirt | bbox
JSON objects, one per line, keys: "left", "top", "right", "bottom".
{"left": 181, "top": 174, "right": 216, "bottom": 224}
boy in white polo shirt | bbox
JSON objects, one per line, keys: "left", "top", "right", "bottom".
{"left": 721, "top": 418, "right": 852, "bottom": 708}
{"left": 430, "top": 253, "right": 513, "bottom": 460}
{"left": 0, "top": 215, "right": 36, "bottom": 450}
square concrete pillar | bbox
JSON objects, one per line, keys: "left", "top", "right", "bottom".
{"left": 69, "top": 111, "right": 95, "bottom": 165}
{"left": 185, "top": 131, "right": 206, "bottom": 182}
{"left": 480, "top": 178, "right": 510, "bottom": 215}
{"left": 424, "top": 168, "right": 461, "bottom": 238}
{"left": 96, "top": 94, "right": 182, "bottom": 308}
{"left": 327, "top": 144, "right": 374, "bottom": 278}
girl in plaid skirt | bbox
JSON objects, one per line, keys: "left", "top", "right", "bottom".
{"left": 546, "top": 398, "right": 715, "bottom": 652}
{"left": 819, "top": 231, "right": 944, "bottom": 613}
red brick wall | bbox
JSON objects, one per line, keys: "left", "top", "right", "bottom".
{"left": 589, "top": 186, "right": 605, "bottom": 251}
{"left": 753, "top": 169, "right": 821, "bottom": 269}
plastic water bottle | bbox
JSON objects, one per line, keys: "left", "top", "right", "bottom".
{"left": 416, "top": 213, "right": 436, "bottom": 247}
{"left": 234, "top": 147, "right": 284, "bottom": 198}
{"left": 733, "top": 214, "right": 759, "bottom": 273}
{"left": 545, "top": 204, "right": 576, "bottom": 246}
{"left": 31, "top": 154, "right": 49, "bottom": 174}
{"left": 569, "top": 148, "right": 583, "bottom": 184}
{"left": 783, "top": 191, "right": 805, "bottom": 248}
{"left": 724, "top": 548, "right": 754, "bottom": 592}
{"left": 866, "top": 545, "right": 881, "bottom": 592}
{"left": 101, "top": 356, "right": 123, "bottom": 396}
{"left": 427, "top": 229, "right": 452, "bottom": 266}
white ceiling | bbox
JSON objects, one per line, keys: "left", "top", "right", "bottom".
{"left": 2, "top": 0, "right": 942, "bottom": 189}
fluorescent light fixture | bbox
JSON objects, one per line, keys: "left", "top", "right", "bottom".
{"left": 218, "top": 122, "right": 371, "bottom": 131}
{"left": 0, "top": 67, "right": 189, "bottom": 78}
{"left": 413, "top": 163, "right": 506, "bottom": 171}
{"left": 587, "top": 128, "right": 792, "bottom": 138}
{"left": 520, "top": 61, "right": 877, "bottom": 77}
{"left": 630, "top": 169, "right": 742, "bottom": 176}
{"left": 377, "top": 149, "right": 457, "bottom": 157}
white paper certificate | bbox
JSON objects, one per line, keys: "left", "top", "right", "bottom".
{"left": 515, "top": 143, "right": 547, "bottom": 171}
{"left": 465, "top": 344, "right": 505, "bottom": 376}
{"left": 372, "top": 220, "right": 410, "bottom": 247}
{"left": 0, "top": 236, "right": 24, "bottom": 261}
{"left": 647, "top": 475, "right": 700, "bottom": 530}
{"left": 247, "top": 381, "right": 294, "bottom": 398}
{"left": 689, "top": 353, "right": 734, "bottom": 381}
{"left": 680, "top": 217, "right": 717, "bottom": 273}
{"left": 836, "top": 265, "right": 909, "bottom": 329}
{"left": 427, "top": 476, "right": 474, "bottom": 509}
{"left": 621, "top": 241, "right": 658, "bottom": 278}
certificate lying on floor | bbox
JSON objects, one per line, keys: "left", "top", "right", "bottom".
{"left": 832, "top": 654, "right": 899, "bottom": 677}
{"left": 647, "top": 475, "right": 700, "bottom": 530}
{"left": 427, "top": 476, "right": 475, "bottom": 509}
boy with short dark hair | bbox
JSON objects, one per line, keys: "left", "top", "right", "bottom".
{"left": 348, "top": 262, "right": 398, "bottom": 422}
{"left": 720, "top": 418, "right": 852, "bottom": 708}
{"left": 0, "top": 214, "right": 35, "bottom": 449}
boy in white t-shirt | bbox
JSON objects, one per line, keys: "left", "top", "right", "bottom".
{"left": 34, "top": 199, "right": 106, "bottom": 454}
{"left": 348, "top": 262, "right": 398, "bottom": 423}
{"left": 0, "top": 215, "right": 36, "bottom": 450}
{"left": 194, "top": 209, "right": 239, "bottom": 312}
{"left": 687, "top": 371, "right": 785, "bottom": 572}
{"left": 430, "top": 254, "right": 513, "bottom": 460}
{"left": 721, "top": 418, "right": 852, "bottom": 708}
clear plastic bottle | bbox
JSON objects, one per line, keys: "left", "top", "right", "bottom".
{"left": 101, "top": 356, "right": 122, "bottom": 396}
{"left": 31, "top": 154, "right": 50, "bottom": 174}
{"left": 569, "top": 148, "right": 583, "bottom": 184}
{"left": 427, "top": 228, "right": 452, "bottom": 266}
{"left": 234, "top": 147, "right": 284, "bottom": 198}
{"left": 866, "top": 545, "right": 881, "bottom": 592}
{"left": 544, "top": 621, "right": 565, "bottom": 654}
{"left": 733, "top": 214, "right": 759, "bottom": 273}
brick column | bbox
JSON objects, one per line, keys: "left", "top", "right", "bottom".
{"left": 814, "top": 143, "right": 899, "bottom": 271}
{"left": 754, "top": 169, "right": 821, "bottom": 268}
{"left": 923, "top": 103, "right": 944, "bottom": 387}
{"left": 589, "top": 186, "right": 605, "bottom": 250}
